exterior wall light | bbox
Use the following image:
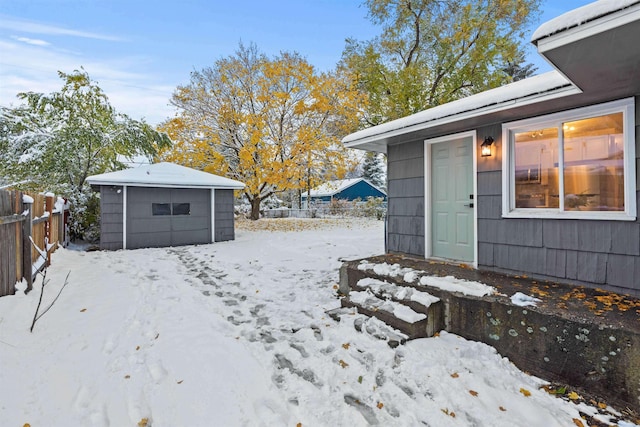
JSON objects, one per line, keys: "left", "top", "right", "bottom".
{"left": 481, "top": 136, "right": 494, "bottom": 157}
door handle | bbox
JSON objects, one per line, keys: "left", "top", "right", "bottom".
{"left": 464, "top": 203, "right": 474, "bottom": 208}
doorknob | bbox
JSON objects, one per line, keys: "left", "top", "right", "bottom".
{"left": 464, "top": 203, "right": 474, "bottom": 208}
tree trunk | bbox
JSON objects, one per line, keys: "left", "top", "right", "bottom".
{"left": 250, "top": 196, "right": 261, "bottom": 220}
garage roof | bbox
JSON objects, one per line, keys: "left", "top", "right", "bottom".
{"left": 86, "top": 162, "right": 245, "bottom": 189}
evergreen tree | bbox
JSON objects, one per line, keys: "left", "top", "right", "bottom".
{"left": 502, "top": 50, "right": 538, "bottom": 82}
{"left": 361, "top": 152, "right": 386, "bottom": 189}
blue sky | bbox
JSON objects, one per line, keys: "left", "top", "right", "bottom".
{"left": 0, "top": 0, "right": 593, "bottom": 125}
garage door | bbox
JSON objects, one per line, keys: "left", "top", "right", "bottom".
{"left": 126, "top": 187, "right": 211, "bottom": 249}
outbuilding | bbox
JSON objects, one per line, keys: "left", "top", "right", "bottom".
{"left": 86, "top": 162, "right": 244, "bottom": 250}
{"left": 343, "top": 1, "right": 640, "bottom": 296}
{"left": 301, "top": 178, "right": 386, "bottom": 208}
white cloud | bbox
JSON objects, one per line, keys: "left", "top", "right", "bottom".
{"left": 10, "top": 35, "right": 50, "bottom": 46}
{"left": 0, "top": 39, "right": 176, "bottom": 125}
{"left": 0, "top": 16, "right": 124, "bottom": 41}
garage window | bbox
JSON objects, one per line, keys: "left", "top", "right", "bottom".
{"left": 172, "top": 203, "right": 191, "bottom": 215}
{"left": 152, "top": 203, "right": 171, "bottom": 216}
{"left": 152, "top": 203, "right": 191, "bottom": 216}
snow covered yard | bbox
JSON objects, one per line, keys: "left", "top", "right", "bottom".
{"left": 0, "top": 218, "right": 633, "bottom": 426}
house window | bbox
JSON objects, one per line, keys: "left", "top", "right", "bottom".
{"left": 502, "top": 98, "right": 636, "bottom": 220}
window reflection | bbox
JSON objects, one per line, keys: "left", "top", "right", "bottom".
{"left": 514, "top": 127, "right": 558, "bottom": 208}
{"left": 563, "top": 113, "right": 624, "bottom": 211}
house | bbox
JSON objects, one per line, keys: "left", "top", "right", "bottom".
{"left": 343, "top": 1, "right": 640, "bottom": 297}
{"left": 301, "top": 178, "right": 386, "bottom": 208}
{"left": 85, "top": 162, "right": 244, "bottom": 250}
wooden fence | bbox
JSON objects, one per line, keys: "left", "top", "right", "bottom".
{"left": 0, "top": 189, "right": 68, "bottom": 297}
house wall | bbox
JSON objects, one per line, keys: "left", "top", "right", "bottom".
{"left": 214, "top": 189, "right": 235, "bottom": 242}
{"left": 99, "top": 185, "right": 124, "bottom": 250}
{"left": 385, "top": 96, "right": 640, "bottom": 296}
{"left": 476, "top": 96, "right": 640, "bottom": 297}
{"left": 386, "top": 140, "right": 425, "bottom": 256}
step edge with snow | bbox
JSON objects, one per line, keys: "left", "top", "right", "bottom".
{"left": 354, "top": 277, "right": 441, "bottom": 314}
{"left": 341, "top": 292, "right": 433, "bottom": 339}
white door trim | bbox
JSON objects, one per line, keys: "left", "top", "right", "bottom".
{"left": 424, "top": 130, "right": 478, "bottom": 267}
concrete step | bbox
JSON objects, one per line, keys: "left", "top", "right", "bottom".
{"left": 351, "top": 277, "right": 445, "bottom": 339}
{"left": 340, "top": 285, "right": 439, "bottom": 340}
{"left": 326, "top": 307, "right": 408, "bottom": 347}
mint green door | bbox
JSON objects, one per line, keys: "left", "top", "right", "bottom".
{"left": 431, "top": 137, "right": 474, "bottom": 262}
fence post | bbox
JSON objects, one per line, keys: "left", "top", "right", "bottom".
{"left": 45, "top": 194, "right": 53, "bottom": 266}
{"left": 22, "top": 196, "right": 33, "bottom": 292}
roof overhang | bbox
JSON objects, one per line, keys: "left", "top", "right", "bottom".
{"left": 533, "top": 1, "right": 640, "bottom": 99}
{"left": 85, "top": 162, "right": 246, "bottom": 191}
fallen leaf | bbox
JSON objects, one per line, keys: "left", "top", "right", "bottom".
{"left": 124, "top": 375, "right": 130, "bottom": 379}
{"left": 154, "top": 333, "right": 159, "bottom": 340}
{"left": 499, "top": 406, "right": 507, "bottom": 412}
{"left": 333, "top": 284, "right": 338, "bottom": 289}
{"left": 339, "top": 359, "right": 349, "bottom": 368}
{"left": 138, "top": 418, "right": 149, "bottom": 427}
{"left": 450, "top": 372, "right": 459, "bottom": 378}
{"left": 597, "top": 401, "right": 607, "bottom": 409}
{"left": 23, "top": 424, "right": 30, "bottom": 427}
{"left": 377, "top": 402, "right": 384, "bottom": 409}
{"left": 136, "top": 345, "right": 140, "bottom": 351}
{"left": 297, "top": 423, "right": 302, "bottom": 427}
{"left": 256, "top": 290, "right": 260, "bottom": 293}
{"left": 80, "top": 308, "right": 87, "bottom": 312}
{"left": 358, "top": 376, "right": 363, "bottom": 384}
{"left": 469, "top": 390, "right": 478, "bottom": 397}
{"left": 519, "top": 388, "right": 531, "bottom": 397}
{"left": 568, "top": 391, "right": 581, "bottom": 400}
{"left": 572, "top": 418, "right": 585, "bottom": 427}
{"left": 342, "top": 343, "right": 350, "bottom": 350}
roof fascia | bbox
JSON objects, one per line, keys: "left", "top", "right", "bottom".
{"left": 344, "top": 84, "right": 580, "bottom": 149}
{"left": 535, "top": 4, "right": 640, "bottom": 53}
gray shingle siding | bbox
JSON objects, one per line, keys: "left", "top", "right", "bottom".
{"left": 387, "top": 141, "right": 425, "bottom": 256}
{"left": 385, "top": 111, "right": 640, "bottom": 295}
{"left": 99, "top": 185, "right": 123, "bottom": 250}
{"left": 475, "top": 110, "right": 640, "bottom": 296}
{"left": 214, "top": 189, "right": 235, "bottom": 242}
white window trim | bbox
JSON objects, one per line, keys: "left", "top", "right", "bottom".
{"left": 502, "top": 97, "right": 636, "bottom": 221}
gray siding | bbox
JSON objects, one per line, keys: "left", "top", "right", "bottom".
{"left": 214, "top": 189, "right": 235, "bottom": 242}
{"left": 126, "top": 187, "right": 211, "bottom": 249}
{"left": 99, "top": 185, "right": 123, "bottom": 250}
{"left": 386, "top": 140, "right": 425, "bottom": 256}
{"left": 475, "top": 108, "right": 640, "bottom": 296}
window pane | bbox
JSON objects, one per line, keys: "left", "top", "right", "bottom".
{"left": 172, "top": 203, "right": 191, "bottom": 215}
{"left": 514, "top": 127, "right": 559, "bottom": 208}
{"left": 152, "top": 203, "right": 171, "bottom": 216}
{"left": 563, "top": 113, "right": 624, "bottom": 211}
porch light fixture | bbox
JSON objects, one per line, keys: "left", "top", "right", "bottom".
{"left": 481, "top": 136, "right": 494, "bottom": 157}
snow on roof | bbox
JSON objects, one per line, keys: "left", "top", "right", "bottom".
{"left": 343, "top": 71, "right": 576, "bottom": 146}
{"left": 85, "top": 162, "right": 245, "bottom": 189}
{"left": 302, "top": 178, "right": 383, "bottom": 198}
{"left": 531, "top": 0, "right": 640, "bottom": 43}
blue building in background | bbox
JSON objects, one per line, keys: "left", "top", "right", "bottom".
{"left": 301, "top": 178, "right": 386, "bottom": 208}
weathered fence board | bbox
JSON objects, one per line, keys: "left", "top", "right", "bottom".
{"left": 0, "top": 189, "right": 67, "bottom": 297}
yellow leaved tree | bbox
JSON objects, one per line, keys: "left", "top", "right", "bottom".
{"left": 158, "top": 42, "right": 365, "bottom": 219}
